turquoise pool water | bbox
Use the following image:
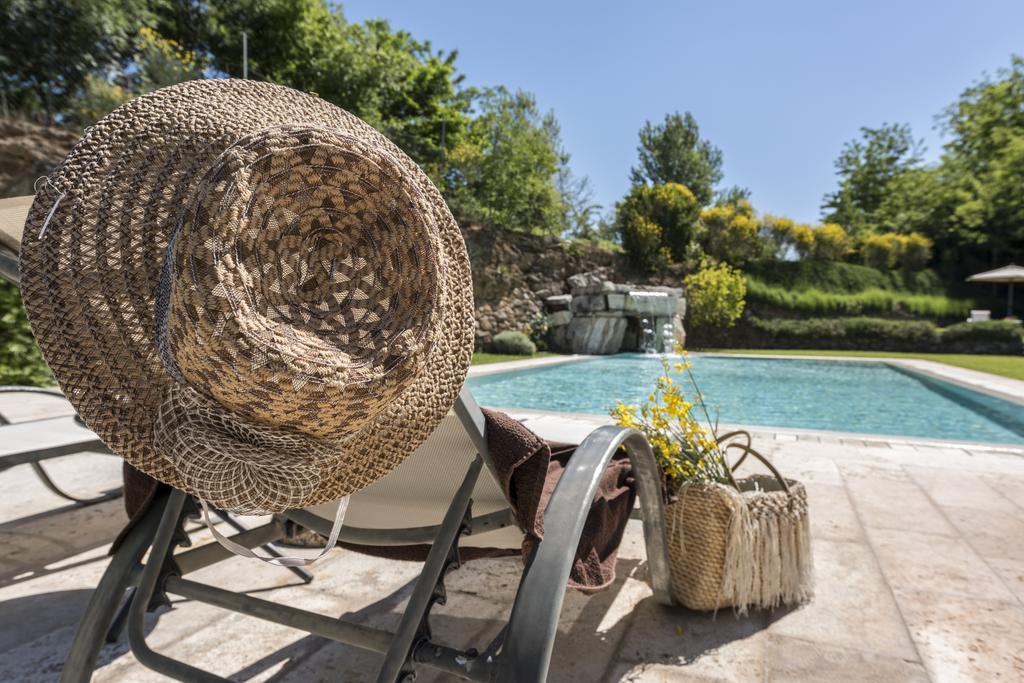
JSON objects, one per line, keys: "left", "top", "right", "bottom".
{"left": 467, "top": 354, "right": 1024, "bottom": 445}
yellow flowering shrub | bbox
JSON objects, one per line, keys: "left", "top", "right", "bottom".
{"left": 610, "top": 349, "right": 731, "bottom": 485}
{"left": 699, "top": 204, "right": 765, "bottom": 266}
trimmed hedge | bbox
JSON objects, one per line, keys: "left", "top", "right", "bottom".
{"left": 941, "top": 321, "right": 1024, "bottom": 354}
{"left": 490, "top": 330, "right": 537, "bottom": 356}
{"left": 745, "top": 260, "right": 943, "bottom": 294}
{"left": 715, "top": 317, "right": 1022, "bottom": 355}
{"left": 746, "top": 278, "right": 972, "bottom": 321}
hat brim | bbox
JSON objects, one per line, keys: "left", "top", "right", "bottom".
{"left": 20, "top": 79, "right": 475, "bottom": 506}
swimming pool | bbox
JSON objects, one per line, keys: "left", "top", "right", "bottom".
{"left": 467, "top": 354, "right": 1024, "bottom": 445}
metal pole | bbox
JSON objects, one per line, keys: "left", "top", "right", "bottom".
{"left": 242, "top": 31, "right": 248, "bottom": 79}
{"left": 1009, "top": 282, "right": 1015, "bottom": 318}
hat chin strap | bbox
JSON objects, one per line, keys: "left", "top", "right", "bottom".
{"left": 200, "top": 496, "right": 349, "bottom": 567}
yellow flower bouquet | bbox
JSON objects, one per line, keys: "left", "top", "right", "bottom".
{"left": 610, "top": 349, "right": 736, "bottom": 487}
{"left": 612, "top": 349, "right": 813, "bottom": 614}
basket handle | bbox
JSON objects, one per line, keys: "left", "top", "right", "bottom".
{"left": 715, "top": 430, "right": 791, "bottom": 495}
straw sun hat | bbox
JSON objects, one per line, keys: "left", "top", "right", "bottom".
{"left": 20, "top": 79, "right": 475, "bottom": 515}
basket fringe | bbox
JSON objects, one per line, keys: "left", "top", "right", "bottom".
{"left": 720, "top": 485, "right": 814, "bottom": 615}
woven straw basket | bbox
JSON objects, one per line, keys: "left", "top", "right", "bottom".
{"left": 664, "top": 436, "right": 814, "bottom": 613}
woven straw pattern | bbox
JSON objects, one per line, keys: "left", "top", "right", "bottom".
{"left": 665, "top": 475, "right": 812, "bottom": 612}
{"left": 20, "top": 80, "right": 474, "bottom": 513}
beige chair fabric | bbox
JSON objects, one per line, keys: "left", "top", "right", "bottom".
{"left": 306, "top": 411, "right": 609, "bottom": 551}
{"left": 0, "top": 195, "right": 30, "bottom": 254}
{"left": 307, "top": 412, "right": 524, "bottom": 550}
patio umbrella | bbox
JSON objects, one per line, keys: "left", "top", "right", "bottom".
{"left": 967, "top": 264, "right": 1024, "bottom": 317}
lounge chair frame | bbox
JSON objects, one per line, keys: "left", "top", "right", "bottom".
{"left": 59, "top": 388, "right": 673, "bottom": 682}
{"left": 0, "top": 386, "right": 121, "bottom": 505}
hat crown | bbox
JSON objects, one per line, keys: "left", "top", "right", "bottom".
{"left": 157, "top": 125, "right": 440, "bottom": 439}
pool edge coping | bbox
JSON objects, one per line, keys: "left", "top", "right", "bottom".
{"left": 495, "top": 406, "right": 1024, "bottom": 456}
{"left": 468, "top": 354, "right": 595, "bottom": 377}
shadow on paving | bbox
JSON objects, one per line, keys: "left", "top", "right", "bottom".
{"left": 10, "top": 547, "right": 802, "bottom": 681}
{"left": 0, "top": 499, "right": 125, "bottom": 588}
{"left": 234, "top": 558, "right": 790, "bottom": 681}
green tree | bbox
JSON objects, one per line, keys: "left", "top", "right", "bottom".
{"left": 446, "top": 88, "right": 566, "bottom": 234}
{"left": 196, "top": 2, "right": 472, "bottom": 185}
{"left": 630, "top": 112, "right": 723, "bottom": 206}
{"left": 822, "top": 123, "right": 924, "bottom": 235}
{"left": 68, "top": 27, "right": 203, "bottom": 127}
{"left": 873, "top": 167, "right": 947, "bottom": 234}
{"left": 714, "top": 185, "right": 752, "bottom": 208}
{"left": 615, "top": 183, "right": 701, "bottom": 270}
{"left": 0, "top": 0, "right": 153, "bottom": 119}
{"left": 936, "top": 55, "right": 1024, "bottom": 266}
{"left": 556, "top": 163, "right": 601, "bottom": 238}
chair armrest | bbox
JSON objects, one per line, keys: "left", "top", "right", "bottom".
{"left": 497, "top": 424, "right": 672, "bottom": 682}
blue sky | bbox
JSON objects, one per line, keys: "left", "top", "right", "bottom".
{"left": 341, "top": 1, "right": 1024, "bottom": 224}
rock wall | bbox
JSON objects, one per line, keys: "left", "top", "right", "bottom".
{"left": 0, "top": 118, "right": 77, "bottom": 197}
{"left": 463, "top": 224, "right": 621, "bottom": 349}
{"left": 546, "top": 273, "right": 685, "bottom": 354}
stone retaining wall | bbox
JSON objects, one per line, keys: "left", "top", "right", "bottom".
{"left": 464, "top": 224, "right": 620, "bottom": 349}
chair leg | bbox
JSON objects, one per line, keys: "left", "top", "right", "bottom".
{"left": 103, "top": 587, "right": 135, "bottom": 644}
{"left": 375, "top": 456, "right": 482, "bottom": 683}
{"left": 496, "top": 425, "right": 669, "bottom": 683}
{"left": 59, "top": 494, "right": 166, "bottom": 683}
{"left": 126, "top": 489, "right": 226, "bottom": 683}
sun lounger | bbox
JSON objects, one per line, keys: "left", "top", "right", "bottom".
{"left": 6, "top": 194, "right": 672, "bottom": 680}
{"left": 967, "top": 309, "right": 992, "bottom": 322}
{"left": 58, "top": 386, "right": 672, "bottom": 682}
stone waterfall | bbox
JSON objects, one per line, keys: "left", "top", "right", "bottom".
{"left": 545, "top": 272, "right": 685, "bottom": 355}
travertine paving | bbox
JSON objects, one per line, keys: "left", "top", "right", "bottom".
{"left": 1, "top": 393, "right": 1023, "bottom": 682}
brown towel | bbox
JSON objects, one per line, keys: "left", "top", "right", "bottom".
{"left": 114, "top": 410, "right": 637, "bottom": 592}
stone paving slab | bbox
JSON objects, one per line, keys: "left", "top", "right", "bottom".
{"left": 2, "top": 398, "right": 1024, "bottom": 681}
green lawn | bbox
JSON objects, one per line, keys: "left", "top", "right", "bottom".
{"left": 702, "top": 348, "right": 1024, "bottom": 381}
{"left": 471, "top": 352, "right": 560, "bottom": 365}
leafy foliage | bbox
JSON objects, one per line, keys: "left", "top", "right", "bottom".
{"left": 822, "top": 56, "right": 1024, "bottom": 277}
{"left": 446, "top": 88, "right": 566, "bottom": 235}
{"left": 860, "top": 232, "right": 933, "bottom": 271}
{"left": 0, "top": 0, "right": 153, "bottom": 119}
{"left": 721, "top": 316, "right": 1022, "bottom": 355}
{"left": 489, "top": 330, "right": 536, "bottom": 356}
{"left": 698, "top": 200, "right": 763, "bottom": 266}
{"left": 746, "top": 259, "right": 944, "bottom": 295}
{"left": 618, "top": 215, "right": 664, "bottom": 272}
{"left": 745, "top": 278, "right": 971, "bottom": 321}
{"left": 810, "top": 223, "right": 851, "bottom": 261}
{"left": 741, "top": 317, "right": 942, "bottom": 351}
{"left": 196, "top": 2, "right": 473, "bottom": 187}
{"left": 69, "top": 26, "right": 203, "bottom": 127}
{"left": 630, "top": 112, "right": 723, "bottom": 206}
{"left": 0, "top": 282, "right": 52, "bottom": 386}
{"left": 683, "top": 261, "right": 747, "bottom": 332}
{"left": 523, "top": 313, "right": 550, "bottom": 351}
{"left": 941, "top": 321, "right": 1024, "bottom": 354}
{"left": 935, "top": 55, "right": 1024, "bottom": 268}
{"left": 822, "top": 123, "right": 924, "bottom": 236}
{"left": 615, "top": 183, "right": 701, "bottom": 270}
